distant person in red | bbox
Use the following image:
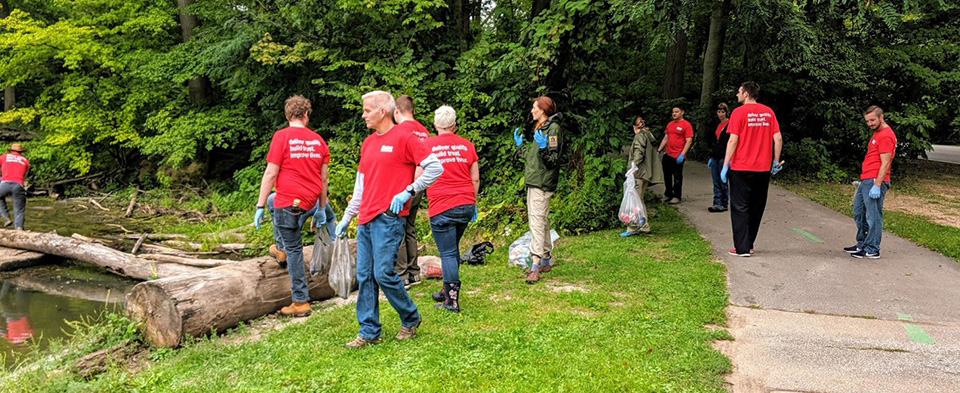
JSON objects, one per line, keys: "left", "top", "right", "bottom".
{"left": 335, "top": 91, "right": 443, "bottom": 349}
{"left": 391, "top": 94, "right": 429, "bottom": 288}
{"left": 844, "top": 106, "right": 896, "bottom": 259}
{"left": 721, "top": 81, "right": 784, "bottom": 257}
{"left": 253, "top": 95, "right": 330, "bottom": 317}
{"left": 420, "top": 105, "right": 479, "bottom": 312}
{"left": 0, "top": 143, "right": 29, "bottom": 230}
{"left": 707, "top": 103, "right": 731, "bottom": 213}
{"left": 657, "top": 106, "right": 694, "bottom": 204}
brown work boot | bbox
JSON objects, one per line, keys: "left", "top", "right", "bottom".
{"left": 279, "top": 302, "right": 311, "bottom": 317}
{"left": 525, "top": 268, "right": 541, "bottom": 284}
{"left": 269, "top": 244, "right": 287, "bottom": 267}
{"left": 343, "top": 336, "right": 382, "bottom": 349}
{"left": 395, "top": 319, "right": 421, "bottom": 341}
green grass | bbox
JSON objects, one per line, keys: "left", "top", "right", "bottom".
{"left": 780, "top": 179, "right": 960, "bottom": 262}
{"left": 2, "top": 207, "right": 730, "bottom": 392}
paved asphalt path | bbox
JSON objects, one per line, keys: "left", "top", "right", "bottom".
{"left": 927, "top": 144, "right": 960, "bottom": 165}
{"left": 671, "top": 163, "right": 960, "bottom": 393}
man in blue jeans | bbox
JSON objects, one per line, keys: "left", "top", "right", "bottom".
{"left": 266, "top": 193, "right": 337, "bottom": 268}
{"left": 846, "top": 105, "right": 896, "bottom": 259}
{"left": 336, "top": 91, "right": 443, "bottom": 349}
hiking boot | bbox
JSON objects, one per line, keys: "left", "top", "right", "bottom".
{"left": 435, "top": 281, "right": 460, "bottom": 313}
{"left": 539, "top": 257, "right": 552, "bottom": 273}
{"left": 851, "top": 250, "right": 880, "bottom": 259}
{"left": 525, "top": 267, "right": 541, "bottom": 284}
{"left": 707, "top": 205, "right": 726, "bottom": 213}
{"left": 667, "top": 198, "right": 681, "bottom": 205}
{"left": 343, "top": 336, "right": 382, "bottom": 349}
{"left": 395, "top": 319, "right": 421, "bottom": 341}
{"left": 843, "top": 245, "right": 862, "bottom": 253}
{"left": 1, "top": 218, "right": 11, "bottom": 227}
{"left": 269, "top": 244, "right": 287, "bottom": 267}
{"left": 279, "top": 302, "right": 311, "bottom": 317}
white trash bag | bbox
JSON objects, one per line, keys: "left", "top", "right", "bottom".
{"left": 508, "top": 230, "right": 560, "bottom": 269}
{"left": 328, "top": 237, "right": 357, "bottom": 299}
{"left": 618, "top": 163, "right": 647, "bottom": 228}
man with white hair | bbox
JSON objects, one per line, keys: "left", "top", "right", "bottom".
{"left": 419, "top": 105, "right": 479, "bottom": 313}
{"left": 336, "top": 91, "right": 444, "bottom": 348}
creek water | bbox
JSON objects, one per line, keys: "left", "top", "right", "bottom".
{"left": 1, "top": 197, "right": 147, "bottom": 369}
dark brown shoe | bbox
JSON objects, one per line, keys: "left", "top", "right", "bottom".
{"left": 279, "top": 302, "right": 311, "bottom": 317}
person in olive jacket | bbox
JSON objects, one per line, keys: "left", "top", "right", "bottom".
{"left": 620, "top": 116, "right": 663, "bottom": 236}
{"left": 512, "top": 96, "right": 563, "bottom": 284}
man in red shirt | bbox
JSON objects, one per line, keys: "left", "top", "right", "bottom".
{"left": 657, "top": 106, "right": 694, "bottom": 204}
{"left": 335, "top": 91, "right": 443, "bottom": 349}
{"left": 845, "top": 105, "right": 896, "bottom": 259}
{"left": 253, "top": 95, "right": 330, "bottom": 317}
{"left": 391, "top": 94, "right": 429, "bottom": 288}
{"left": 721, "top": 81, "right": 783, "bottom": 257}
{"left": 0, "top": 143, "right": 29, "bottom": 230}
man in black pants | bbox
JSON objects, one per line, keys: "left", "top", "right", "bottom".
{"left": 721, "top": 81, "right": 783, "bottom": 257}
{"left": 392, "top": 94, "right": 430, "bottom": 288}
{"left": 657, "top": 107, "right": 694, "bottom": 205}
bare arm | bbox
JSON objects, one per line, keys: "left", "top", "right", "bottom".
{"left": 658, "top": 134, "right": 668, "bottom": 153}
{"left": 319, "top": 163, "right": 329, "bottom": 207}
{"left": 681, "top": 137, "right": 693, "bottom": 156}
{"left": 470, "top": 161, "right": 480, "bottom": 195}
{"left": 723, "top": 134, "right": 740, "bottom": 168}
{"left": 875, "top": 152, "right": 892, "bottom": 185}
{"left": 772, "top": 132, "right": 783, "bottom": 164}
{"left": 256, "top": 163, "right": 280, "bottom": 207}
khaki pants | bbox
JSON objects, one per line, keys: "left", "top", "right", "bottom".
{"left": 626, "top": 179, "right": 650, "bottom": 234}
{"left": 526, "top": 186, "right": 554, "bottom": 264}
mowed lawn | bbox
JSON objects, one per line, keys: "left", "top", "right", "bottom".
{"left": 5, "top": 207, "right": 730, "bottom": 392}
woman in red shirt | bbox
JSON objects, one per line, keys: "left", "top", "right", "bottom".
{"left": 420, "top": 106, "right": 479, "bottom": 312}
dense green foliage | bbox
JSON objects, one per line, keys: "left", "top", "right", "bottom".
{"left": 1, "top": 0, "right": 958, "bottom": 231}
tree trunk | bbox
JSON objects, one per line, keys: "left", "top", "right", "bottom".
{"left": 662, "top": 28, "right": 688, "bottom": 99}
{"left": 697, "top": 0, "right": 731, "bottom": 146}
{"left": 531, "top": 0, "right": 550, "bottom": 20}
{"left": 0, "top": 229, "right": 204, "bottom": 280}
{"left": 448, "top": 0, "right": 472, "bottom": 51}
{"left": 176, "top": 0, "right": 209, "bottom": 104}
{"left": 1, "top": 0, "right": 13, "bottom": 111}
{"left": 126, "top": 244, "right": 343, "bottom": 348}
{"left": 0, "top": 246, "right": 47, "bottom": 271}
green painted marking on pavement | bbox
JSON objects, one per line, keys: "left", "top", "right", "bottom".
{"left": 792, "top": 228, "right": 825, "bottom": 243}
{"left": 897, "top": 313, "right": 914, "bottom": 321}
{"left": 903, "top": 324, "right": 936, "bottom": 344}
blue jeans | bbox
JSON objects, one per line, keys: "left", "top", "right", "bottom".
{"left": 0, "top": 182, "right": 26, "bottom": 229}
{"left": 271, "top": 204, "right": 309, "bottom": 303}
{"left": 267, "top": 193, "right": 338, "bottom": 244}
{"left": 356, "top": 213, "right": 420, "bottom": 340}
{"left": 708, "top": 160, "right": 729, "bottom": 207}
{"left": 429, "top": 205, "right": 474, "bottom": 282}
{"left": 852, "top": 180, "right": 889, "bottom": 254}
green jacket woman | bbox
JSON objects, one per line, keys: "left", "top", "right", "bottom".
{"left": 621, "top": 116, "right": 661, "bottom": 237}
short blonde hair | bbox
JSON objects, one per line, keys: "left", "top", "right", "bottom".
{"left": 362, "top": 90, "right": 396, "bottom": 114}
{"left": 285, "top": 95, "right": 311, "bottom": 121}
{"left": 434, "top": 105, "right": 456, "bottom": 130}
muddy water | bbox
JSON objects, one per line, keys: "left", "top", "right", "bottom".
{"left": 1, "top": 197, "right": 147, "bottom": 369}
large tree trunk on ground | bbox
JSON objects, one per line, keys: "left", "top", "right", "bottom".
{"left": 662, "top": 27, "right": 688, "bottom": 100}
{"left": 697, "top": 0, "right": 731, "bottom": 150}
{"left": 0, "top": 246, "right": 47, "bottom": 271}
{"left": 126, "top": 243, "right": 343, "bottom": 348}
{"left": 0, "top": 230, "right": 203, "bottom": 280}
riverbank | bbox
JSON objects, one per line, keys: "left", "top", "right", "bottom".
{"left": 1, "top": 205, "right": 732, "bottom": 392}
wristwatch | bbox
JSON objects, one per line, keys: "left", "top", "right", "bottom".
{"left": 405, "top": 185, "right": 416, "bottom": 196}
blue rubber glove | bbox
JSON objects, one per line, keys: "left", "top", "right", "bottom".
{"left": 313, "top": 205, "right": 327, "bottom": 228}
{"left": 254, "top": 207, "right": 265, "bottom": 230}
{"left": 771, "top": 160, "right": 783, "bottom": 175}
{"left": 720, "top": 164, "right": 729, "bottom": 184}
{"left": 676, "top": 154, "right": 685, "bottom": 164}
{"left": 335, "top": 218, "right": 349, "bottom": 238}
{"left": 389, "top": 191, "right": 412, "bottom": 214}
{"left": 869, "top": 185, "right": 882, "bottom": 199}
{"left": 470, "top": 206, "right": 478, "bottom": 223}
{"left": 513, "top": 128, "right": 523, "bottom": 146}
{"left": 533, "top": 130, "right": 548, "bottom": 149}
{"left": 707, "top": 158, "right": 715, "bottom": 168}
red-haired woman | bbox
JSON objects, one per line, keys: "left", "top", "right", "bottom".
{"left": 512, "top": 96, "right": 563, "bottom": 284}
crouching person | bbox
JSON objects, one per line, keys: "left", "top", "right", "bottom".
{"left": 254, "top": 95, "right": 330, "bottom": 317}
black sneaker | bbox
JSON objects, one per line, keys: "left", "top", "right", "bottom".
{"left": 404, "top": 276, "right": 421, "bottom": 290}
{"left": 851, "top": 250, "right": 880, "bottom": 259}
{"left": 843, "top": 245, "right": 861, "bottom": 253}
{"left": 708, "top": 205, "right": 725, "bottom": 213}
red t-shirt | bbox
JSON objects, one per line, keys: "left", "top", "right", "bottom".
{"left": 728, "top": 103, "right": 780, "bottom": 172}
{"left": 395, "top": 120, "right": 429, "bottom": 141}
{"left": 1, "top": 153, "right": 29, "bottom": 185}
{"left": 265, "top": 127, "right": 330, "bottom": 211}
{"left": 357, "top": 126, "right": 430, "bottom": 225}
{"left": 860, "top": 127, "right": 896, "bottom": 182}
{"left": 664, "top": 119, "right": 694, "bottom": 158}
{"left": 715, "top": 120, "right": 729, "bottom": 140}
{"left": 424, "top": 134, "right": 478, "bottom": 217}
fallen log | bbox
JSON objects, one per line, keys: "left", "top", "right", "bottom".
{"left": 0, "top": 229, "right": 203, "bottom": 280}
{"left": 139, "top": 254, "right": 233, "bottom": 268}
{"left": 116, "top": 234, "right": 189, "bottom": 241}
{"left": 124, "top": 190, "right": 139, "bottom": 218}
{"left": 89, "top": 199, "right": 109, "bottom": 211}
{"left": 126, "top": 242, "right": 351, "bottom": 348}
{"left": 0, "top": 246, "right": 48, "bottom": 271}
{"left": 8, "top": 273, "right": 131, "bottom": 303}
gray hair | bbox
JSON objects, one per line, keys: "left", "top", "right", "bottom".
{"left": 434, "top": 105, "right": 456, "bottom": 130}
{"left": 362, "top": 90, "right": 396, "bottom": 114}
